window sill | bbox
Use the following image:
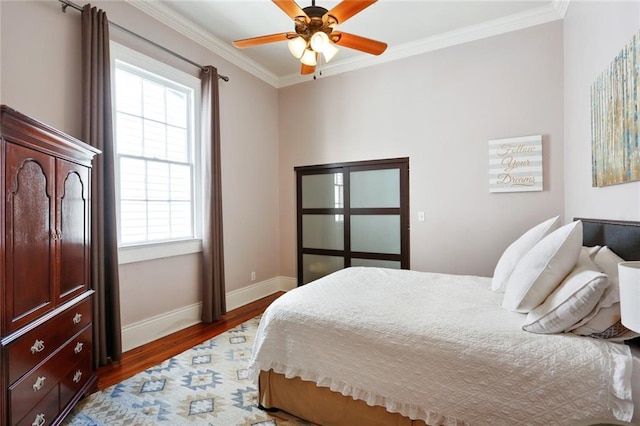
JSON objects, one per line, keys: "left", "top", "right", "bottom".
{"left": 118, "top": 239, "right": 203, "bottom": 265}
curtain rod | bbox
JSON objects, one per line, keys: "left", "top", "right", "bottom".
{"left": 59, "top": 0, "right": 229, "bottom": 82}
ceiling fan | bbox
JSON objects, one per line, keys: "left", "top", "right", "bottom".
{"left": 233, "top": 0, "right": 387, "bottom": 75}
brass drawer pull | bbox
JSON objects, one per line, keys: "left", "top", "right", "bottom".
{"left": 73, "top": 313, "right": 82, "bottom": 324}
{"left": 73, "top": 370, "right": 82, "bottom": 383}
{"left": 31, "top": 339, "right": 45, "bottom": 354}
{"left": 32, "top": 376, "right": 46, "bottom": 392}
{"left": 74, "top": 342, "right": 84, "bottom": 354}
{"left": 32, "top": 413, "right": 45, "bottom": 426}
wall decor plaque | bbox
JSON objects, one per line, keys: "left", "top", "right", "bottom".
{"left": 489, "top": 135, "right": 543, "bottom": 193}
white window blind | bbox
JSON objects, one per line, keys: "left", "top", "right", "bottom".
{"left": 113, "top": 57, "right": 199, "bottom": 248}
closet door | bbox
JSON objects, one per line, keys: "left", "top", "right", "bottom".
{"left": 349, "top": 166, "right": 406, "bottom": 269}
{"left": 4, "top": 143, "right": 56, "bottom": 332}
{"left": 296, "top": 158, "right": 409, "bottom": 285}
{"left": 298, "top": 171, "right": 345, "bottom": 284}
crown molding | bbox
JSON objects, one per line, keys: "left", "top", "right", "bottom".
{"left": 125, "top": 1, "right": 566, "bottom": 89}
{"left": 552, "top": 0, "right": 572, "bottom": 18}
{"left": 280, "top": 2, "right": 566, "bottom": 87}
{"left": 124, "top": 0, "right": 279, "bottom": 87}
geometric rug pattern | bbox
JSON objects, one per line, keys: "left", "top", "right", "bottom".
{"left": 63, "top": 316, "right": 312, "bottom": 426}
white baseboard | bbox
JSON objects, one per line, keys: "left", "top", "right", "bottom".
{"left": 121, "top": 276, "right": 297, "bottom": 352}
{"left": 121, "top": 302, "right": 202, "bottom": 352}
{"left": 225, "top": 276, "right": 297, "bottom": 311}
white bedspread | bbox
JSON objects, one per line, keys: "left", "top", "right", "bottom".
{"left": 248, "top": 267, "right": 634, "bottom": 425}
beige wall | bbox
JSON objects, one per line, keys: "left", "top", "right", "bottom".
{"left": 279, "top": 21, "right": 565, "bottom": 278}
{"left": 0, "top": 1, "right": 82, "bottom": 134}
{"left": 0, "top": 1, "right": 281, "bottom": 341}
{"left": 563, "top": 1, "right": 640, "bottom": 222}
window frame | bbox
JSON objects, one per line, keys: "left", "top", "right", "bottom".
{"left": 110, "top": 42, "right": 203, "bottom": 264}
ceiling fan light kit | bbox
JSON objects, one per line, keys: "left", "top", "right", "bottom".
{"left": 300, "top": 49, "right": 318, "bottom": 66}
{"left": 233, "top": 0, "right": 387, "bottom": 76}
{"left": 322, "top": 41, "right": 339, "bottom": 62}
{"left": 310, "top": 31, "right": 329, "bottom": 53}
{"left": 288, "top": 36, "right": 307, "bottom": 58}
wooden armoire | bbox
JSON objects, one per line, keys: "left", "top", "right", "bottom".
{"left": 0, "top": 106, "right": 100, "bottom": 426}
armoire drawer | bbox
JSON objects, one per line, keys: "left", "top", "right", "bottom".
{"left": 59, "top": 325, "right": 92, "bottom": 367}
{"left": 9, "top": 360, "right": 61, "bottom": 425}
{"left": 9, "top": 325, "right": 92, "bottom": 425}
{"left": 60, "top": 351, "right": 92, "bottom": 410}
{"left": 7, "top": 297, "right": 92, "bottom": 384}
{"left": 15, "top": 385, "right": 58, "bottom": 426}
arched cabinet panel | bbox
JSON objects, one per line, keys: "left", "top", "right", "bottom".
{"left": 0, "top": 106, "right": 100, "bottom": 426}
{"left": 58, "top": 162, "right": 90, "bottom": 301}
{"left": 4, "top": 145, "right": 55, "bottom": 331}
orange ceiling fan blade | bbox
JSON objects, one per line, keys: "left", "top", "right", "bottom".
{"left": 273, "top": 0, "right": 308, "bottom": 20}
{"left": 325, "top": 0, "right": 377, "bottom": 24}
{"left": 333, "top": 31, "right": 387, "bottom": 55}
{"left": 233, "top": 32, "right": 292, "bottom": 48}
{"left": 301, "top": 62, "right": 316, "bottom": 75}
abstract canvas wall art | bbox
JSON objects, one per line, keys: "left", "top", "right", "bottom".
{"left": 591, "top": 30, "right": 640, "bottom": 187}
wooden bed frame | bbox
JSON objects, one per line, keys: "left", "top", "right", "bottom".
{"left": 258, "top": 217, "right": 640, "bottom": 425}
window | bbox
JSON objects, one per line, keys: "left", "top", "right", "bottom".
{"left": 111, "top": 43, "right": 202, "bottom": 263}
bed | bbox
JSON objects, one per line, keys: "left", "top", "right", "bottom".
{"left": 248, "top": 218, "right": 640, "bottom": 425}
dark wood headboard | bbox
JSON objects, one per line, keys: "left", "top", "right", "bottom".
{"left": 575, "top": 217, "right": 640, "bottom": 261}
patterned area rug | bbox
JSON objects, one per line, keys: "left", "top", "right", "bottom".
{"left": 63, "top": 316, "right": 310, "bottom": 426}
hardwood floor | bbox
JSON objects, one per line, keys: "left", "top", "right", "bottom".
{"left": 95, "top": 291, "right": 284, "bottom": 390}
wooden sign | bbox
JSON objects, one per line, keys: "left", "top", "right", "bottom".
{"left": 489, "top": 135, "right": 542, "bottom": 193}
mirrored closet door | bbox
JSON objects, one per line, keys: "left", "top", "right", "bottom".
{"left": 296, "top": 157, "right": 409, "bottom": 285}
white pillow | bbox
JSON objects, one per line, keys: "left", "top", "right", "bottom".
{"left": 570, "top": 305, "right": 640, "bottom": 341}
{"left": 522, "top": 251, "right": 608, "bottom": 334}
{"left": 592, "top": 246, "right": 623, "bottom": 308}
{"left": 502, "top": 220, "right": 583, "bottom": 313}
{"left": 569, "top": 246, "right": 623, "bottom": 331}
{"left": 570, "top": 246, "right": 640, "bottom": 341}
{"left": 571, "top": 304, "right": 620, "bottom": 335}
{"left": 491, "top": 216, "right": 560, "bottom": 292}
{"left": 581, "top": 245, "right": 602, "bottom": 260}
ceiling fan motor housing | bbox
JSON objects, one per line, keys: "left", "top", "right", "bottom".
{"left": 302, "top": 5, "right": 327, "bottom": 18}
{"left": 297, "top": 5, "right": 337, "bottom": 41}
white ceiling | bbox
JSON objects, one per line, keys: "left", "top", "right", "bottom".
{"left": 127, "top": 0, "right": 569, "bottom": 87}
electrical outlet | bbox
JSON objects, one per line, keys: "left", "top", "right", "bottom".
{"left": 251, "top": 271, "right": 256, "bottom": 281}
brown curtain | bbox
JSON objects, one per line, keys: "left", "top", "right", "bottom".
{"left": 82, "top": 4, "right": 122, "bottom": 365}
{"left": 201, "top": 66, "right": 226, "bottom": 322}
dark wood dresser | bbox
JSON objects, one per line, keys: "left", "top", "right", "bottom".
{"left": 0, "top": 106, "right": 100, "bottom": 426}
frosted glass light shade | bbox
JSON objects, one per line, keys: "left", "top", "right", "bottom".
{"left": 618, "top": 261, "right": 640, "bottom": 333}
{"left": 300, "top": 49, "right": 317, "bottom": 66}
{"left": 310, "top": 31, "right": 329, "bottom": 52}
{"left": 323, "top": 42, "right": 339, "bottom": 62}
{"left": 288, "top": 37, "right": 307, "bottom": 58}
